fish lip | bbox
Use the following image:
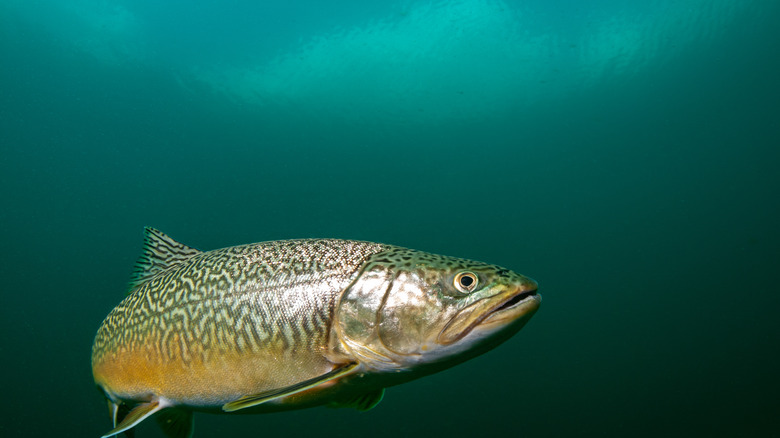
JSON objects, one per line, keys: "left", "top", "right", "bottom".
{"left": 481, "top": 287, "right": 541, "bottom": 325}
{"left": 491, "top": 288, "right": 540, "bottom": 315}
{"left": 437, "top": 286, "right": 541, "bottom": 345}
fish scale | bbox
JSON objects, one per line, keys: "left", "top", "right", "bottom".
{"left": 92, "top": 228, "right": 540, "bottom": 438}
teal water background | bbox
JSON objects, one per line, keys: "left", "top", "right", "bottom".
{"left": 1, "top": 1, "right": 778, "bottom": 436}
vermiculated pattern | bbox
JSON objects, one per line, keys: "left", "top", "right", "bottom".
{"left": 92, "top": 239, "right": 389, "bottom": 367}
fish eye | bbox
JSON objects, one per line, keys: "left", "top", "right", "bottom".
{"left": 454, "top": 271, "right": 479, "bottom": 294}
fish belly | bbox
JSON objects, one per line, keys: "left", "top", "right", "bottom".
{"left": 94, "top": 341, "right": 337, "bottom": 408}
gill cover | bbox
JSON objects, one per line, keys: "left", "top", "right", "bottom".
{"left": 338, "top": 262, "right": 453, "bottom": 360}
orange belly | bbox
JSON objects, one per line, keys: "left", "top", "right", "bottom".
{"left": 93, "top": 340, "right": 336, "bottom": 408}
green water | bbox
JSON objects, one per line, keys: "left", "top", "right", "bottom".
{"left": 1, "top": 1, "right": 778, "bottom": 436}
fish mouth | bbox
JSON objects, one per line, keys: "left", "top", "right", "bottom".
{"left": 438, "top": 285, "right": 541, "bottom": 345}
{"left": 488, "top": 288, "right": 540, "bottom": 318}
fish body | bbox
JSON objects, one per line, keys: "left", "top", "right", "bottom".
{"left": 92, "top": 228, "right": 541, "bottom": 437}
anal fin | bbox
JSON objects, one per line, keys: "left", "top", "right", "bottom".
{"left": 155, "top": 408, "right": 194, "bottom": 438}
{"left": 101, "top": 400, "right": 167, "bottom": 438}
{"left": 108, "top": 401, "right": 134, "bottom": 438}
{"left": 222, "top": 362, "right": 359, "bottom": 412}
{"left": 107, "top": 400, "right": 119, "bottom": 427}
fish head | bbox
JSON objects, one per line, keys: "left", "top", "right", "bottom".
{"left": 333, "top": 247, "right": 540, "bottom": 375}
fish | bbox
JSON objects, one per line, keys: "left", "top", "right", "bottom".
{"left": 92, "top": 228, "right": 541, "bottom": 437}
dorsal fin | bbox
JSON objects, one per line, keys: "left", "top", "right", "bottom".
{"left": 128, "top": 228, "right": 201, "bottom": 292}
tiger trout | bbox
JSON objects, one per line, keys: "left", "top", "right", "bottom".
{"left": 92, "top": 228, "right": 541, "bottom": 437}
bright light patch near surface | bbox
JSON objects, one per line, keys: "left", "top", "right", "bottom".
{"left": 197, "top": 0, "right": 756, "bottom": 123}
{"left": 3, "top": 0, "right": 763, "bottom": 123}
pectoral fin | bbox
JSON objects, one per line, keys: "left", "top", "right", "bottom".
{"left": 101, "top": 400, "right": 168, "bottom": 438}
{"left": 222, "top": 363, "right": 359, "bottom": 412}
{"left": 329, "top": 388, "right": 385, "bottom": 411}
